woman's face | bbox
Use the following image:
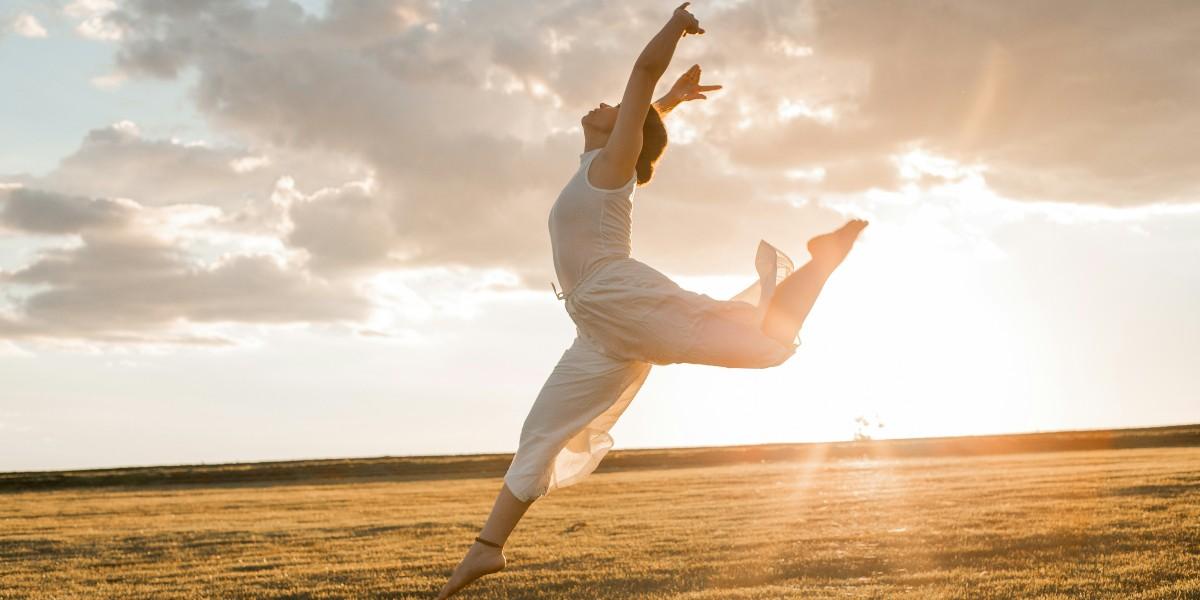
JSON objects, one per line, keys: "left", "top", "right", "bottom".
{"left": 581, "top": 103, "right": 619, "bottom": 133}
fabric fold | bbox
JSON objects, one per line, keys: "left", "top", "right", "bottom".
{"left": 503, "top": 239, "right": 797, "bottom": 502}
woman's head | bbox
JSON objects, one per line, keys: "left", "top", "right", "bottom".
{"left": 581, "top": 102, "right": 620, "bottom": 133}
{"left": 581, "top": 103, "right": 668, "bottom": 186}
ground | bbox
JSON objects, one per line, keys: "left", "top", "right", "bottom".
{"left": 2, "top": 444, "right": 1198, "bottom": 599}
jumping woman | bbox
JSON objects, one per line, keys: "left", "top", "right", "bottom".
{"left": 436, "top": 4, "right": 866, "bottom": 597}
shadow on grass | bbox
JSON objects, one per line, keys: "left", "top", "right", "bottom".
{"left": 1111, "top": 483, "right": 1198, "bottom": 499}
{"left": 0, "top": 537, "right": 72, "bottom": 560}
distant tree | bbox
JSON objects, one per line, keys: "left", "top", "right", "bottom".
{"left": 853, "top": 414, "right": 886, "bottom": 441}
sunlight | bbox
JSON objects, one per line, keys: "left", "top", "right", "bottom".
{"left": 958, "top": 42, "right": 1008, "bottom": 148}
{"left": 229, "top": 155, "right": 271, "bottom": 173}
{"left": 894, "top": 148, "right": 982, "bottom": 183}
{"left": 543, "top": 29, "right": 575, "bottom": 54}
{"left": 656, "top": 151, "right": 1040, "bottom": 445}
{"left": 785, "top": 166, "right": 827, "bottom": 182}
{"left": 769, "top": 38, "right": 815, "bottom": 58}
{"left": 664, "top": 118, "right": 699, "bottom": 144}
{"left": 777, "top": 98, "right": 836, "bottom": 123}
{"left": 791, "top": 229, "right": 1031, "bottom": 440}
{"left": 360, "top": 267, "right": 530, "bottom": 326}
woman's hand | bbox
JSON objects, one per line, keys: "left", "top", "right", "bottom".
{"left": 599, "top": 1, "right": 705, "bottom": 187}
{"left": 666, "top": 63, "right": 722, "bottom": 103}
{"left": 672, "top": 2, "right": 704, "bottom": 36}
{"left": 654, "top": 64, "right": 721, "bottom": 115}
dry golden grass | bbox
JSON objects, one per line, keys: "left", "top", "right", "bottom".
{"left": 2, "top": 447, "right": 1198, "bottom": 599}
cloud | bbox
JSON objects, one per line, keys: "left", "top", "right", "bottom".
{"left": 90, "top": 72, "right": 128, "bottom": 89}
{"left": 90, "top": 0, "right": 1196, "bottom": 277}
{"left": 63, "top": 0, "right": 122, "bottom": 41}
{"left": 6, "top": 0, "right": 1198, "bottom": 345}
{"left": 283, "top": 180, "right": 400, "bottom": 276}
{"left": 713, "top": 0, "right": 1200, "bottom": 205}
{"left": 91, "top": 0, "right": 841, "bottom": 277}
{"left": 11, "top": 13, "right": 48, "bottom": 38}
{"left": 12, "top": 121, "right": 362, "bottom": 211}
{"left": 1, "top": 188, "right": 133, "bottom": 234}
{"left": 0, "top": 187, "right": 371, "bottom": 344}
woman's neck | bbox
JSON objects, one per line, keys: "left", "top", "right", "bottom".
{"left": 583, "top": 133, "right": 609, "bottom": 153}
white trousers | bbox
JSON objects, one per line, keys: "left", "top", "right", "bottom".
{"left": 503, "top": 241, "right": 796, "bottom": 502}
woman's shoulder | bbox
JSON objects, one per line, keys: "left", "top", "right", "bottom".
{"left": 579, "top": 148, "right": 636, "bottom": 195}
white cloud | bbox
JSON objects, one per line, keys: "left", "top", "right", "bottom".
{"left": 20, "top": 121, "right": 363, "bottom": 212}
{"left": 90, "top": 72, "right": 128, "bottom": 89}
{"left": 229, "top": 155, "right": 270, "bottom": 174}
{"left": 0, "top": 183, "right": 374, "bottom": 344}
{"left": 776, "top": 98, "right": 835, "bottom": 123}
{"left": 63, "top": 0, "right": 122, "bottom": 41}
{"left": 11, "top": 14, "right": 47, "bottom": 38}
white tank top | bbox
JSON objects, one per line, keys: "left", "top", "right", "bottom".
{"left": 548, "top": 148, "right": 637, "bottom": 295}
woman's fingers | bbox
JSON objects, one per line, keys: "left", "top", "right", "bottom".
{"left": 673, "top": 2, "right": 702, "bottom": 35}
{"left": 673, "top": 64, "right": 722, "bottom": 102}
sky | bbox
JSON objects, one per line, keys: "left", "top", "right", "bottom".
{"left": 1, "top": 0, "right": 1197, "bottom": 472}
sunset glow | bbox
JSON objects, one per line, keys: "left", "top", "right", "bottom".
{"left": 1, "top": 0, "right": 1197, "bottom": 472}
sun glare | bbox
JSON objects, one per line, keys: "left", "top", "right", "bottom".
{"left": 650, "top": 148, "right": 1041, "bottom": 446}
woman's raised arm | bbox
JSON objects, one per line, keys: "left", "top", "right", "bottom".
{"left": 590, "top": 3, "right": 704, "bottom": 188}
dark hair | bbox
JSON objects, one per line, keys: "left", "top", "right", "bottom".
{"left": 636, "top": 106, "right": 668, "bottom": 186}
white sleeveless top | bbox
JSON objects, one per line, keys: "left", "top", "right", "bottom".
{"left": 548, "top": 148, "right": 637, "bottom": 295}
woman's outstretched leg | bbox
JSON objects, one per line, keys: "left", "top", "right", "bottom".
{"left": 762, "top": 220, "right": 868, "bottom": 345}
{"left": 435, "top": 483, "right": 533, "bottom": 599}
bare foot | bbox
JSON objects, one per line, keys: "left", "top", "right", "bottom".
{"left": 435, "top": 542, "right": 506, "bottom": 599}
{"left": 807, "top": 219, "right": 868, "bottom": 269}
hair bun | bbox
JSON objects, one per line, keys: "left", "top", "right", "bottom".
{"left": 635, "top": 106, "right": 669, "bottom": 186}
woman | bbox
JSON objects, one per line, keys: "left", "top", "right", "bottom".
{"left": 436, "top": 4, "right": 866, "bottom": 597}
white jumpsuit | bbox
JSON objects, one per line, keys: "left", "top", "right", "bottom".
{"left": 502, "top": 148, "right": 798, "bottom": 502}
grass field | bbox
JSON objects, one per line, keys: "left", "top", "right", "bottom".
{"left": 2, "top": 434, "right": 1199, "bottom": 598}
